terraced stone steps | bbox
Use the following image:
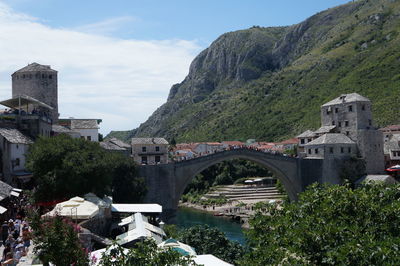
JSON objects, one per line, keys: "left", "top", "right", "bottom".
{"left": 204, "top": 184, "right": 284, "bottom": 202}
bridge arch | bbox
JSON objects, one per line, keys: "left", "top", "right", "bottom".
{"left": 173, "top": 149, "right": 302, "bottom": 205}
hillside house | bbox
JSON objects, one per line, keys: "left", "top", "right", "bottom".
{"left": 131, "top": 138, "right": 169, "bottom": 165}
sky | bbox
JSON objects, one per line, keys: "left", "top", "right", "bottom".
{"left": 0, "top": 0, "right": 350, "bottom": 135}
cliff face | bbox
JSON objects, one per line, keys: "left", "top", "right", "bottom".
{"left": 108, "top": 0, "right": 400, "bottom": 142}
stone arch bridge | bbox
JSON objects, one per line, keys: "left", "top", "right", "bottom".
{"left": 138, "top": 148, "right": 326, "bottom": 221}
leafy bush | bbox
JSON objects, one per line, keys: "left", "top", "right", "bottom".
{"left": 243, "top": 183, "right": 400, "bottom": 265}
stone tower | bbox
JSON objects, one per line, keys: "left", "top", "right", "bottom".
{"left": 320, "top": 93, "right": 384, "bottom": 174}
{"left": 11, "top": 63, "right": 58, "bottom": 122}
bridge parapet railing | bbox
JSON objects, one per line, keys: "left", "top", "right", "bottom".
{"left": 172, "top": 147, "right": 298, "bottom": 165}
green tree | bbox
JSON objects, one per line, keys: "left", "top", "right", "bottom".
{"left": 99, "top": 239, "right": 195, "bottom": 266}
{"left": 111, "top": 154, "right": 147, "bottom": 203}
{"left": 178, "top": 225, "right": 245, "bottom": 264}
{"left": 29, "top": 211, "right": 89, "bottom": 266}
{"left": 243, "top": 183, "right": 400, "bottom": 265}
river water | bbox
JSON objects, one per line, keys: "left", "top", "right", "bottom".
{"left": 176, "top": 207, "right": 246, "bottom": 245}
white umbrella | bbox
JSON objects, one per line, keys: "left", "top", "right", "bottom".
{"left": 43, "top": 196, "right": 99, "bottom": 220}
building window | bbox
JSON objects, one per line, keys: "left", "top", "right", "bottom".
{"left": 345, "top": 121, "right": 349, "bottom": 127}
{"left": 155, "top": 146, "right": 160, "bottom": 152}
{"left": 329, "top": 147, "right": 334, "bottom": 154}
{"left": 392, "top": 151, "right": 396, "bottom": 157}
{"left": 341, "top": 147, "right": 344, "bottom": 153}
{"left": 308, "top": 149, "right": 311, "bottom": 155}
{"left": 315, "top": 148, "right": 319, "bottom": 154}
{"left": 81, "top": 136, "right": 85, "bottom": 139}
{"left": 87, "top": 136, "right": 91, "bottom": 141}
{"left": 368, "top": 119, "right": 372, "bottom": 126}
{"left": 42, "top": 74, "right": 46, "bottom": 78}
{"left": 141, "top": 156, "right": 147, "bottom": 164}
{"left": 346, "top": 131, "right": 349, "bottom": 136}
{"left": 155, "top": 156, "right": 161, "bottom": 163}
{"left": 49, "top": 75, "right": 52, "bottom": 79}
{"left": 348, "top": 147, "right": 351, "bottom": 153}
{"left": 307, "top": 138, "right": 312, "bottom": 142}
{"left": 300, "top": 139, "right": 305, "bottom": 144}
{"left": 22, "top": 74, "right": 25, "bottom": 79}
{"left": 335, "top": 108, "right": 338, "bottom": 113}
{"left": 332, "top": 121, "right": 335, "bottom": 126}
{"left": 16, "top": 144, "right": 19, "bottom": 149}
{"left": 348, "top": 105, "right": 353, "bottom": 112}
{"left": 338, "top": 122, "right": 342, "bottom": 127}
{"left": 362, "top": 105, "right": 365, "bottom": 111}
{"left": 142, "top": 147, "right": 147, "bottom": 152}
{"left": 326, "top": 109, "right": 330, "bottom": 114}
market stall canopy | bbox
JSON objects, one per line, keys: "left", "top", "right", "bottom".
{"left": 0, "top": 95, "right": 54, "bottom": 110}
{"left": 43, "top": 196, "right": 99, "bottom": 220}
{"left": 116, "top": 213, "right": 164, "bottom": 245}
{"left": 158, "top": 238, "right": 197, "bottom": 256}
{"left": 0, "top": 205, "right": 7, "bottom": 214}
{"left": 386, "top": 165, "right": 400, "bottom": 172}
{"left": 90, "top": 245, "right": 129, "bottom": 266}
{"left": 111, "top": 203, "right": 162, "bottom": 214}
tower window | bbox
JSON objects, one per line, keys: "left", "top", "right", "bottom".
{"left": 348, "top": 105, "right": 353, "bottom": 112}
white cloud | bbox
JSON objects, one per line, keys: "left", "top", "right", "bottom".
{"left": 0, "top": 2, "right": 201, "bottom": 134}
{"left": 75, "top": 16, "right": 139, "bottom": 36}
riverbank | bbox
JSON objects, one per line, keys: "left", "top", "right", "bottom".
{"left": 179, "top": 198, "right": 276, "bottom": 229}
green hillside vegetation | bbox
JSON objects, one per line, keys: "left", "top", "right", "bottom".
{"left": 108, "top": 0, "right": 400, "bottom": 142}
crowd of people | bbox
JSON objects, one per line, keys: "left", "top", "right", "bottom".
{"left": 172, "top": 143, "right": 296, "bottom": 162}
{"left": 0, "top": 196, "right": 31, "bottom": 266}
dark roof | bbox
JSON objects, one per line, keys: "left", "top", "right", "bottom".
{"left": 13, "top": 63, "right": 57, "bottom": 73}
{"left": 131, "top": 138, "right": 168, "bottom": 145}
{"left": 315, "top": 125, "right": 336, "bottom": 135}
{"left": 71, "top": 119, "right": 99, "bottom": 129}
{"left": 297, "top": 130, "right": 316, "bottom": 138}
{"left": 380, "top": 125, "right": 400, "bottom": 132}
{"left": 52, "top": 124, "right": 74, "bottom": 133}
{"left": 100, "top": 138, "right": 130, "bottom": 151}
{"left": 305, "top": 133, "right": 355, "bottom": 146}
{"left": 322, "top": 93, "right": 370, "bottom": 107}
{"left": 0, "top": 128, "right": 33, "bottom": 144}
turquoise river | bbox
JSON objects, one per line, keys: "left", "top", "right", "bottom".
{"left": 176, "top": 207, "right": 246, "bottom": 245}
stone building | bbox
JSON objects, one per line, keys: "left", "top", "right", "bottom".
{"left": 0, "top": 128, "right": 33, "bottom": 185}
{"left": 58, "top": 119, "right": 101, "bottom": 142}
{"left": 131, "top": 138, "right": 169, "bottom": 165}
{"left": 298, "top": 93, "right": 384, "bottom": 175}
{"left": 100, "top": 138, "right": 131, "bottom": 156}
{"left": 12, "top": 63, "right": 59, "bottom": 122}
{"left": 304, "top": 133, "right": 357, "bottom": 159}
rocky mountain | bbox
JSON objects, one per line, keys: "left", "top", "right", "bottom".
{"left": 108, "top": 0, "right": 400, "bottom": 142}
